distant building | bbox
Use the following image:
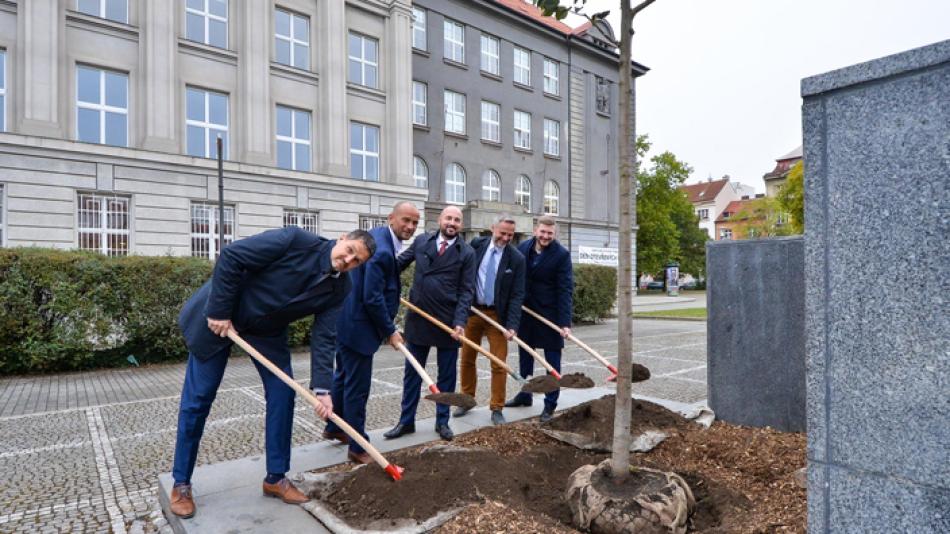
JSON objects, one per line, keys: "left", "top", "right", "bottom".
{"left": 763, "top": 145, "right": 802, "bottom": 197}
{"left": 679, "top": 177, "right": 754, "bottom": 239}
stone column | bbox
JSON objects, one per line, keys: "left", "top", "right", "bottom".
{"left": 317, "top": 0, "right": 348, "bottom": 177}
{"left": 16, "top": 0, "right": 62, "bottom": 137}
{"left": 237, "top": 0, "right": 272, "bottom": 165}
{"left": 141, "top": 0, "right": 178, "bottom": 152}
{"left": 384, "top": 2, "right": 413, "bottom": 186}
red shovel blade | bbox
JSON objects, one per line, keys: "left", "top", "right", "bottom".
{"left": 385, "top": 464, "right": 405, "bottom": 481}
{"left": 428, "top": 384, "right": 441, "bottom": 395}
{"left": 606, "top": 364, "right": 619, "bottom": 382}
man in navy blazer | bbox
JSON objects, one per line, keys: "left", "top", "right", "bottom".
{"left": 169, "top": 227, "right": 374, "bottom": 518}
{"left": 454, "top": 214, "right": 525, "bottom": 425}
{"left": 505, "top": 216, "right": 574, "bottom": 422}
{"left": 321, "top": 201, "right": 421, "bottom": 464}
{"left": 384, "top": 206, "right": 476, "bottom": 441}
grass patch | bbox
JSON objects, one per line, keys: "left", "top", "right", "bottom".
{"left": 632, "top": 307, "right": 707, "bottom": 320}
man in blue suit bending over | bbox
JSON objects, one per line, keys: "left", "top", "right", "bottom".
{"left": 169, "top": 226, "right": 375, "bottom": 519}
{"left": 322, "top": 201, "right": 421, "bottom": 464}
{"left": 505, "top": 215, "right": 574, "bottom": 422}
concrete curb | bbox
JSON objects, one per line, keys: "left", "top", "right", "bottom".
{"left": 631, "top": 316, "right": 707, "bottom": 322}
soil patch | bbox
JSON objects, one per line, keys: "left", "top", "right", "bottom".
{"left": 425, "top": 392, "right": 476, "bottom": 409}
{"left": 545, "top": 395, "right": 697, "bottom": 446}
{"left": 522, "top": 375, "right": 560, "bottom": 394}
{"left": 631, "top": 362, "right": 651, "bottom": 382}
{"left": 309, "top": 398, "right": 805, "bottom": 533}
{"left": 558, "top": 372, "right": 595, "bottom": 388}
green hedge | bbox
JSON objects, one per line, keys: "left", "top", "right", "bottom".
{"left": 572, "top": 264, "right": 618, "bottom": 323}
{"left": 0, "top": 248, "right": 212, "bottom": 374}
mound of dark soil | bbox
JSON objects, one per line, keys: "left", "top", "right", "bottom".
{"left": 544, "top": 395, "right": 697, "bottom": 445}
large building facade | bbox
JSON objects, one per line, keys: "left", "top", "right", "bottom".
{"left": 410, "top": 0, "right": 646, "bottom": 262}
{"left": 0, "top": 0, "right": 423, "bottom": 257}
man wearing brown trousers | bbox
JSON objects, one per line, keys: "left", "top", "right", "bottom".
{"left": 454, "top": 214, "right": 526, "bottom": 425}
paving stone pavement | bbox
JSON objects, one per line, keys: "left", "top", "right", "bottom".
{"left": 0, "top": 319, "right": 706, "bottom": 533}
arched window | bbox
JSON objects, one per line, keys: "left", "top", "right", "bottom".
{"left": 413, "top": 156, "right": 428, "bottom": 188}
{"left": 515, "top": 175, "right": 532, "bottom": 210}
{"left": 482, "top": 169, "right": 501, "bottom": 202}
{"left": 543, "top": 180, "right": 559, "bottom": 215}
{"left": 445, "top": 163, "right": 466, "bottom": 204}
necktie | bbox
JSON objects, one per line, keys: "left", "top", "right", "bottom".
{"left": 438, "top": 240, "right": 448, "bottom": 256}
{"left": 484, "top": 248, "right": 497, "bottom": 307}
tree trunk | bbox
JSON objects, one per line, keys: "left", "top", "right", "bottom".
{"left": 610, "top": 0, "right": 636, "bottom": 481}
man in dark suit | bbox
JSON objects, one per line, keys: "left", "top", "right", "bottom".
{"left": 454, "top": 214, "right": 525, "bottom": 425}
{"left": 169, "top": 227, "right": 375, "bottom": 518}
{"left": 505, "top": 215, "right": 574, "bottom": 423}
{"left": 321, "top": 201, "right": 420, "bottom": 464}
{"left": 384, "top": 206, "right": 476, "bottom": 441}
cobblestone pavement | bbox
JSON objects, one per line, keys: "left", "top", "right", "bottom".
{"left": 0, "top": 319, "right": 706, "bottom": 533}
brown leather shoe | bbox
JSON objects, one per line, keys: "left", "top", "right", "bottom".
{"left": 347, "top": 450, "right": 373, "bottom": 465}
{"left": 322, "top": 430, "right": 350, "bottom": 444}
{"left": 170, "top": 484, "right": 196, "bottom": 518}
{"left": 262, "top": 478, "right": 309, "bottom": 504}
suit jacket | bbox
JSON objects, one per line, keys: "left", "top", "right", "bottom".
{"left": 469, "top": 236, "right": 526, "bottom": 331}
{"left": 178, "top": 226, "right": 352, "bottom": 361}
{"left": 399, "top": 231, "right": 476, "bottom": 348}
{"left": 335, "top": 226, "right": 400, "bottom": 355}
{"left": 517, "top": 237, "right": 574, "bottom": 349}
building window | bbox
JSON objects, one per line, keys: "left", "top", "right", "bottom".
{"left": 359, "top": 215, "right": 387, "bottom": 231}
{"left": 719, "top": 228, "right": 732, "bottom": 240}
{"left": 445, "top": 163, "right": 466, "bottom": 204}
{"left": 543, "top": 58, "right": 559, "bottom": 95}
{"left": 543, "top": 180, "right": 559, "bottom": 215}
{"left": 348, "top": 33, "right": 378, "bottom": 88}
{"left": 191, "top": 201, "right": 234, "bottom": 259}
{"left": 443, "top": 19, "right": 465, "bottom": 63}
{"left": 186, "top": 87, "right": 228, "bottom": 159}
{"left": 185, "top": 0, "right": 228, "bottom": 49}
{"left": 1, "top": 50, "right": 8, "bottom": 132}
{"left": 77, "top": 193, "right": 130, "bottom": 256}
{"left": 412, "top": 81, "right": 427, "bottom": 126}
{"left": 412, "top": 8, "right": 426, "bottom": 51}
{"left": 482, "top": 169, "right": 500, "bottom": 202}
{"left": 413, "top": 156, "right": 429, "bottom": 189}
{"left": 350, "top": 122, "right": 379, "bottom": 181}
{"left": 444, "top": 90, "right": 465, "bottom": 135}
{"left": 275, "top": 8, "right": 309, "bottom": 70}
{"left": 697, "top": 208, "right": 709, "bottom": 220}
{"left": 513, "top": 110, "right": 531, "bottom": 150}
{"left": 276, "top": 106, "right": 311, "bottom": 171}
{"left": 76, "top": 66, "right": 128, "bottom": 147}
{"left": 77, "top": 0, "right": 128, "bottom": 23}
{"left": 596, "top": 76, "right": 610, "bottom": 114}
{"left": 515, "top": 175, "right": 531, "bottom": 210}
{"left": 283, "top": 209, "right": 319, "bottom": 234}
{"left": 480, "top": 101, "right": 500, "bottom": 143}
{"left": 513, "top": 46, "right": 531, "bottom": 86}
{"left": 543, "top": 118, "right": 560, "bottom": 156}
{"left": 480, "top": 35, "right": 500, "bottom": 75}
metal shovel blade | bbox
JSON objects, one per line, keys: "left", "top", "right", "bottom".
{"left": 424, "top": 392, "right": 477, "bottom": 409}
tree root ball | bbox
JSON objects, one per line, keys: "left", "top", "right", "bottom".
{"left": 566, "top": 460, "right": 695, "bottom": 534}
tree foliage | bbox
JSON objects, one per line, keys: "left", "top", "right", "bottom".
{"left": 777, "top": 160, "right": 804, "bottom": 233}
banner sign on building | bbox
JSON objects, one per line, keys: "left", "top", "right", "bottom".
{"left": 578, "top": 246, "right": 619, "bottom": 266}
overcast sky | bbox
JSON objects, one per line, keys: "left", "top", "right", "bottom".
{"left": 565, "top": 0, "right": 950, "bottom": 193}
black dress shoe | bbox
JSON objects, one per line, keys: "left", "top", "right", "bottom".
{"left": 383, "top": 423, "right": 415, "bottom": 439}
{"left": 504, "top": 393, "right": 533, "bottom": 408}
{"left": 435, "top": 424, "right": 454, "bottom": 441}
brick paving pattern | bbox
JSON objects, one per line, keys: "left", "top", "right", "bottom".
{"left": 0, "top": 319, "right": 706, "bottom": 533}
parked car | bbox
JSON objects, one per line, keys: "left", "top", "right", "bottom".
{"left": 646, "top": 280, "right": 665, "bottom": 290}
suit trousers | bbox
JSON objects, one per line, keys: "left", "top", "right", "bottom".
{"left": 460, "top": 309, "right": 509, "bottom": 411}
{"left": 173, "top": 334, "right": 294, "bottom": 483}
{"left": 516, "top": 347, "right": 562, "bottom": 412}
{"left": 324, "top": 344, "right": 373, "bottom": 455}
{"left": 398, "top": 343, "right": 457, "bottom": 427}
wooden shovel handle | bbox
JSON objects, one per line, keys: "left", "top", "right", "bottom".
{"left": 394, "top": 341, "right": 439, "bottom": 392}
{"left": 521, "top": 305, "right": 614, "bottom": 370}
{"left": 400, "top": 298, "right": 520, "bottom": 379}
{"left": 469, "top": 306, "right": 560, "bottom": 379}
{"left": 226, "top": 330, "right": 394, "bottom": 472}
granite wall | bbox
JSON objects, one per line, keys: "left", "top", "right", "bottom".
{"left": 802, "top": 40, "right": 950, "bottom": 533}
{"left": 706, "top": 237, "right": 805, "bottom": 432}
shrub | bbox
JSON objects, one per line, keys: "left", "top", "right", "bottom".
{"left": 0, "top": 249, "right": 212, "bottom": 374}
{"left": 572, "top": 264, "right": 617, "bottom": 322}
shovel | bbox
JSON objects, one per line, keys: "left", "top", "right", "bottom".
{"left": 399, "top": 298, "right": 532, "bottom": 389}
{"left": 394, "top": 341, "right": 476, "bottom": 409}
{"left": 469, "top": 307, "right": 594, "bottom": 392}
{"left": 522, "top": 305, "right": 623, "bottom": 381}
{"left": 227, "top": 330, "right": 404, "bottom": 481}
